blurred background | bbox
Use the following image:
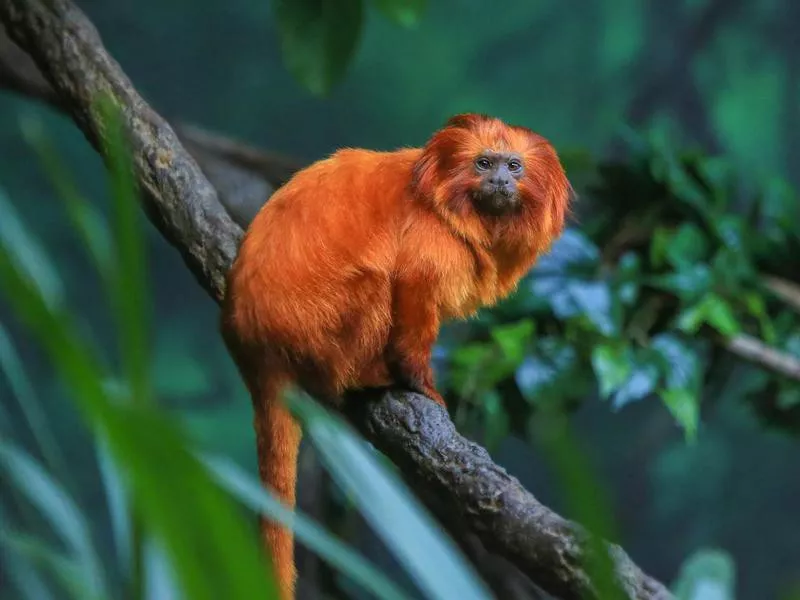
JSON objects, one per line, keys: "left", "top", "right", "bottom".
{"left": 1, "top": 0, "right": 799, "bottom": 599}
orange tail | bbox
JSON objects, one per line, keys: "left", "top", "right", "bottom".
{"left": 253, "top": 374, "right": 301, "bottom": 600}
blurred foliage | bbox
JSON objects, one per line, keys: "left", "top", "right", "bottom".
{"left": 443, "top": 125, "right": 800, "bottom": 445}
{"left": 2, "top": 0, "right": 800, "bottom": 598}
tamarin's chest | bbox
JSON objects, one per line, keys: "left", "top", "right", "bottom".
{"left": 436, "top": 243, "right": 504, "bottom": 320}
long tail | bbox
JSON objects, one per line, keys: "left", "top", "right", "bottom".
{"left": 253, "top": 374, "right": 302, "bottom": 600}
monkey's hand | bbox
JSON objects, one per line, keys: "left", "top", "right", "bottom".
{"left": 386, "top": 271, "right": 446, "bottom": 407}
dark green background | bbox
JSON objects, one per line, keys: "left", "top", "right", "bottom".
{"left": 1, "top": 1, "right": 798, "bottom": 598}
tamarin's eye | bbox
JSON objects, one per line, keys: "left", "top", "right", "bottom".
{"left": 508, "top": 160, "right": 522, "bottom": 172}
{"left": 476, "top": 158, "right": 492, "bottom": 170}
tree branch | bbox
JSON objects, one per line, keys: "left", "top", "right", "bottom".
{"left": 0, "top": 1, "right": 672, "bottom": 598}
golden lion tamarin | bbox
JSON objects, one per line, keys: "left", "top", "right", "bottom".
{"left": 221, "top": 113, "right": 571, "bottom": 599}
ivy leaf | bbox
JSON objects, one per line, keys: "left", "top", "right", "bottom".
{"left": 369, "top": 0, "right": 426, "bottom": 27}
{"left": 677, "top": 293, "right": 740, "bottom": 337}
{"left": 490, "top": 319, "right": 534, "bottom": 364}
{"left": 665, "top": 223, "right": 709, "bottom": 268}
{"left": 591, "top": 343, "right": 633, "bottom": 399}
{"left": 530, "top": 230, "right": 617, "bottom": 335}
{"left": 515, "top": 337, "right": 580, "bottom": 404}
{"left": 649, "top": 264, "right": 712, "bottom": 302}
{"left": 660, "top": 388, "right": 699, "bottom": 441}
{"left": 569, "top": 280, "right": 619, "bottom": 336}
{"left": 650, "top": 334, "right": 704, "bottom": 441}
{"left": 273, "top": 0, "right": 364, "bottom": 96}
{"left": 531, "top": 228, "right": 599, "bottom": 276}
{"left": 651, "top": 334, "right": 704, "bottom": 391}
{"left": 611, "top": 355, "right": 659, "bottom": 410}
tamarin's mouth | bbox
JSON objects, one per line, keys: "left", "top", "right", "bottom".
{"left": 476, "top": 191, "right": 520, "bottom": 216}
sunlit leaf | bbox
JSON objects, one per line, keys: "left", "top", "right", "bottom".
{"left": 677, "top": 293, "right": 740, "bottom": 337}
{"left": 272, "top": 0, "right": 364, "bottom": 95}
{"left": 489, "top": 319, "right": 534, "bottom": 364}
{"left": 288, "top": 394, "right": 493, "bottom": 600}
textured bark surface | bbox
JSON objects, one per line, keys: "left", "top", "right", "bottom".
{"left": 0, "top": 1, "right": 674, "bottom": 598}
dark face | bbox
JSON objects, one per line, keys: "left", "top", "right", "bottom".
{"left": 471, "top": 150, "right": 524, "bottom": 216}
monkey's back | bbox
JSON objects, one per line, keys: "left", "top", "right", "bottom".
{"left": 223, "top": 147, "right": 423, "bottom": 395}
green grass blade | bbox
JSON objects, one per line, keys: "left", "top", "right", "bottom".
{"left": 0, "top": 530, "right": 108, "bottom": 600}
{"left": 0, "top": 188, "right": 63, "bottom": 310}
{"left": 204, "top": 453, "right": 413, "bottom": 600}
{"left": 0, "top": 505, "right": 56, "bottom": 600}
{"left": 0, "top": 239, "right": 278, "bottom": 600}
{"left": 95, "top": 97, "right": 151, "bottom": 408}
{"left": 96, "top": 437, "right": 132, "bottom": 574}
{"left": 0, "top": 323, "right": 70, "bottom": 487}
{"left": 287, "top": 394, "right": 493, "bottom": 600}
{"left": 0, "top": 443, "right": 109, "bottom": 598}
{"left": 20, "top": 116, "right": 113, "bottom": 278}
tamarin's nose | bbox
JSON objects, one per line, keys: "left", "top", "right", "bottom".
{"left": 490, "top": 174, "right": 510, "bottom": 186}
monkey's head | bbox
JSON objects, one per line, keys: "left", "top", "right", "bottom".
{"left": 413, "top": 113, "right": 572, "bottom": 247}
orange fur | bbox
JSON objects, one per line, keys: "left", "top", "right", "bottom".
{"left": 220, "top": 114, "right": 572, "bottom": 599}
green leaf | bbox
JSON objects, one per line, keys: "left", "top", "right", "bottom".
{"left": 659, "top": 388, "right": 700, "bottom": 442}
{"left": 369, "top": 0, "right": 426, "bottom": 27}
{"left": 649, "top": 264, "right": 712, "bottom": 302}
{"left": 204, "top": 453, "right": 413, "bottom": 600}
{"left": 677, "top": 293, "right": 740, "bottom": 337}
{"left": 96, "top": 98, "right": 152, "bottom": 409}
{"left": 516, "top": 337, "right": 583, "bottom": 404}
{"left": 650, "top": 335, "right": 704, "bottom": 440}
{"left": 288, "top": 394, "right": 493, "bottom": 600}
{"left": 651, "top": 334, "right": 704, "bottom": 391}
{"left": 273, "top": 0, "right": 364, "bottom": 95}
{"left": 672, "top": 548, "right": 736, "bottom": 600}
{"left": 591, "top": 343, "right": 633, "bottom": 399}
{"left": 530, "top": 229, "right": 617, "bottom": 335}
{"left": 489, "top": 319, "right": 534, "bottom": 364}
{"left": 665, "top": 223, "right": 709, "bottom": 268}
{"left": 611, "top": 355, "right": 659, "bottom": 410}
